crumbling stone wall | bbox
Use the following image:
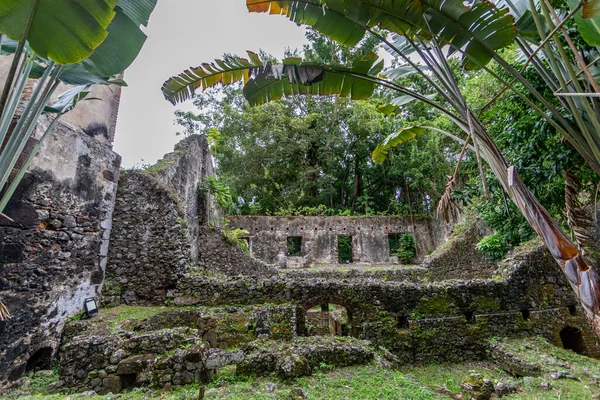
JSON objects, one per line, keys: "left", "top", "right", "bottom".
{"left": 104, "top": 136, "right": 276, "bottom": 306}
{"left": 173, "top": 242, "right": 600, "bottom": 361}
{"left": 0, "top": 121, "right": 120, "bottom": 388}
{"left": 425, "top": 216, "right": 498, "bottom": 279}
{"left": 55, "top": 305, "right": 299, "bottom": 393}
{"left": 196, "top": 226, "right": 277, "bottom": 277}
{"left": 228, "top": 216, "right": 447, "bottom": 267}
{"left": 149, "top": 135, "right": 215, "bottom": 260}
{"left": 102, "top": 170, "right": 192, "bottom": 306}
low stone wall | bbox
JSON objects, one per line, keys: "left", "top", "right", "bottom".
{"left": 0, "top": 122, "right": 120, "bottom": 387}
{"left": 227, "top": 215, "right": 447, "bottom": 267}
{"left": 55, "top": 305, "right": 300, "bottom": 393}
{"left": 173, "top": 243, "right": 600, "bottom": 361}
{"left": 425, "top": 217, "right": 498, "bottom": 279}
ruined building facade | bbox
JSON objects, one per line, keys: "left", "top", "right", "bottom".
{"left": 1, "top": 57, "right": 599, "bottom": 392}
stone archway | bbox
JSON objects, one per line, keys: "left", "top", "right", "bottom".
{"left": 302, "top": 296, "right": 357, "bottom": 337}
{"left": 26, "top": 346, "right": 54, "bottom": 373}
{"left": 559, "top": 326, "right": 586, "bottom": 355}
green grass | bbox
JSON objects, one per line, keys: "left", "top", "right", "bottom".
{"left": 6, "top": 365, "right": 440, "bottom": 400}
{"left": 8, "top": 358, "right": 600, "bottom": 400}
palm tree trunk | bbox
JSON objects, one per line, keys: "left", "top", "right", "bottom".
{"left": 471, "top": 116, "right": 600, "bottom": 336}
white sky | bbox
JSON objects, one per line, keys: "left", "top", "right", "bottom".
{"left": 114, "top": 0, "right": 310, "bottom": 168}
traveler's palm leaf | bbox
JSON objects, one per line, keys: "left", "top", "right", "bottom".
{"left": 247, "top": 0, "right": 517, "bottom": 69}
{"left": 162, "top": 52, "right": 383, "bottom": 105}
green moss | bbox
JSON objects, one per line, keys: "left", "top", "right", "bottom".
{"left": 470, "top": 297, "right": 501, "bottom": 312}
{"left": 142, "top": 158, "right": 174, "bottom": 175}
{"left": 414, "top": 295, "right": 456, "bottom": 315}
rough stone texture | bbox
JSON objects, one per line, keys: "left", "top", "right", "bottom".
{"left": 196, "top": 225, "right": 277, "bottom": 277}
{"left": 104, "top": 136, "right": 276, "bottom": 305}
{"left": 149, "top": 135, "right": 216, "bottom": 261}
{"left": 56, "top": 304, "right": 300, "bottom": 393}
{"left": 237, "top": 337, "right": 374, "bottom": 378}
{"left": 490, "top": 336, "right": 600, "bottom": 384}
{"left": 0, "top": 122, "right": 120, "bottom": 388}
{"left": 103, "top": 170, "right": 192, "bottom": 306}
{"left": 173, "top": 242, "right": 600, "bottom": 362}
{"left": 425, "top": 216, "right": 498, "bottom": 279}
{"left": 228, "top": 216, "right": 447, "bottom": 267}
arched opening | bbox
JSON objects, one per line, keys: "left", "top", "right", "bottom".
{"left": 26, "top": 347, "right": 54, "bottom": 372}
{"left": 559, "top": 326, "right": 586, "bottom": 355}
{"left": 302, "top": 297, "right": 355, "bottom": 337}
{"left": 305, "top": 303, "right": 351, "bottom": 337}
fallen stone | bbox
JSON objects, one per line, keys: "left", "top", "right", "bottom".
{"left": 461, "top": 374, "right": 493, "bottom": 400}
{"left": 205, "top": 349, "right": 244, "bottom": 370}
{"left": 276, "top": 353, "right": 311, "bottom": 378}
{"left": 289, "top": 386, "right": 307, "bottom": 398}
{"left": 33, "top": 370, "right": 54, "bottom": 378}
{"left": 116, "top": 354, "right": 157, "bottom": 375}
{"left": 493, "top": 381, "right": 517, "bottom": 397}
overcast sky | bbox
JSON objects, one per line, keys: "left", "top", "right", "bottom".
{"left": 114, "top": 0, "right": 310, "bottom": 168}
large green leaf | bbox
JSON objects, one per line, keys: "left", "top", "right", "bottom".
{"left": 247, "top": 0, "right": 517, "bottom": 70}
{"left": 372, "top": 126, "right": 428, "bottom": 164}
{"left": 247, "top": 0, "right": 368, "bottom": 46}
{"left": 162, "top": 51, "right": 264, "bottom": 105}
{"left": 117, "top": 0, "right": 157, "bottom": 26}
{"left": 0, "top": 0, "right": 118, "bottom": 65}
{"left": 569, "top": 0, "right": 600, "bottom": 46}
{"left": 81, "top": 0, "right": 157, "bottom": 77}
{"left": 162, "top": 51, "right": 383, "bottom": 106}
{"left": 243, "top": 53, "right": 383, "bottom": 106}
{"left": 81, "top": 8, "right": 147, "bottom": 77}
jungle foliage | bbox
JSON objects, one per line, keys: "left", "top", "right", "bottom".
{"left": 175, "top": 31, "right": 458, "bottom": 216}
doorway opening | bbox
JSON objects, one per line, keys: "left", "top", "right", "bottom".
{"left": 305, "top": 302, "right": 351, "bottom": 337}
{"left": 26, "top": 347, "right": 53, "bottom": 373}
{"left": 338, "top": 236, "right": 353, "bottom": 263}
{"left": 559, "top": 326, "right": 586, "bottom": 355}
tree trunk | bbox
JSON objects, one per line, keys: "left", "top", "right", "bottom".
{"left": 471, "top": 116, "right": 600, "bottom": 337}
{"left": 351, "top": 158, "right": 362, "bottom": 209}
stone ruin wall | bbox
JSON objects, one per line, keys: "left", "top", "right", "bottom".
{"left": 0, "top": 54, "right": 123, "bottom": 388}
{"left": 103, "top": 135, "right": 275, "bottom": 307}
{"left": 172, "top": 242, "right": 600, "bottom": 362}
{"left": 0, "top": 109, "right": 121, "bottom": 387}
{"left": 227, "top": 215, "right": 448, "bottom": 267}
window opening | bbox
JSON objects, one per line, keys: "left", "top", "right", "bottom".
{"left": 287, "top": 236, "right": 302, "bottom": 256}
{"left": 338, "top": 235, "right": 353, "bottom": 263}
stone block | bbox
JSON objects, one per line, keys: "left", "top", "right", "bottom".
{"left": 116, "top": 354, "right": 157, "bottom": 375}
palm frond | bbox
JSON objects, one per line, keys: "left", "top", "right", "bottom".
{"left": 565, "top": 170, "right": 595, "bottom": 251}
{"left": 162, "top": 51, "right": 263, "bottom": 105}
{"left": 0, "top": 299, "right": 10, "bottom": 321}
{"left": 162, "top": 52, "right": 384, "bottom": 106}
{"left": 247, "top": 0, "right": 517, "bottom": 70}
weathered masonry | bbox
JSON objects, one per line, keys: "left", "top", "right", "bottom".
{"left": 228, "top": 216, "right": 449, "bottom": 268}
{"left": 0, "top": 55, "right": 122, "bottom": 387}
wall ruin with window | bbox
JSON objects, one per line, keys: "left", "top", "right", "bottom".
{"left": 227, "top": 216, "right": 448, "bottom": 267}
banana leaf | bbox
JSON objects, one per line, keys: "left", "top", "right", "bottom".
{"left": 0, "top": 0, "right": 118, "bottom": 65}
